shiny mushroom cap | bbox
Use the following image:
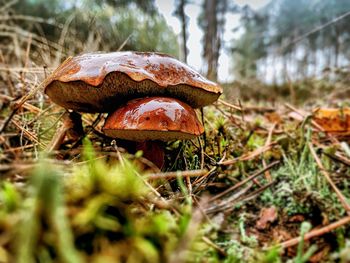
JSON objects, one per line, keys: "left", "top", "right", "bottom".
{"left": 44, "top": 51, "right": 222, "bottom": 112}
{"left": 102, "top": 97, "right": 204, "bottom": 141}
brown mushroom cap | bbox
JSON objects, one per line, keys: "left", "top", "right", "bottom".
{"left": 102, "top": 97, "right": 204, "bottom": 141}
{"left": 45, "top": 51, "right": 222, "bottom": 112}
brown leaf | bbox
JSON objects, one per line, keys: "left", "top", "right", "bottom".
{"left": 309, "top": 245, "right": 331, "bottom": 263}
{"left": 313, "top": 108, "right": 350, "bottom": 133}
{"left": 272, "top": 228, "right": 292, "bottom": 243}
{"left": 265, "top": 112, "right": 282, "bottom": 124}
{"left": 256, "top": 207, "right": 278, "bottom": 230}
{"left": 288, "top": 214, "right": 305, "bottom": 223}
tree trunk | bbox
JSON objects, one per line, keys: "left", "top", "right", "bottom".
{"left": 215, "top": 0, "right": 227, "bottom": 80}
{"left": 203, "top": 0, "right": 218, "bottom": 81}
{"left": 179, "top": 0, "right": 188, "bottom": 63}
{"left": 334, "top": 26, "right": 340, "bottom": 68}
{"left": 201, "top": 0, "right": 228, "bottom": 81}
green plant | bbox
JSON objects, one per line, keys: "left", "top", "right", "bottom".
{"left": 294, "top": 222, "right": 317, "bottom": 263}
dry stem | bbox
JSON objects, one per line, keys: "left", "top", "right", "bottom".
{"left": 276, "top": 216, "right": 350, "bottom": 249}
{"left": 308, "top": 142, "right": 350, "bottom": 214}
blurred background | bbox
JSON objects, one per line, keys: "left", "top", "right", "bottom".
{"left": 1, "top": 0, "right": 350, "bottom": 104}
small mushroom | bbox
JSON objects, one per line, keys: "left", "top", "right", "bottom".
{"left": 103, "top": 96, "right": 204, "bottom": 168}
{"left": 44, "top": 51, "right": 222, "bottom": 112}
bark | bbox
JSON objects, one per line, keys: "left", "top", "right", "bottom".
{"left": 179, "top": 0, "right": 188, "bottom": 63}
{"left": 174, "top": 0, "right": 188, "bottom": 63}
{"left": 334, "top": 26, "right": 340, "bottom": 68}
{"left": 203, "top": 0, "right": 218, "bottom": 81}
{"left": 202, "top": 0, "right": 228, "bottom": 81}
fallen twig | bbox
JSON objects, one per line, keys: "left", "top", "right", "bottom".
{"left": 0, "top": 56, "right": 72, "bottom": 134}
{"left": 147, "top": 169, "right": 208, "bottom": 180}
{"left": 217, "top": 99, "right": 242, "bottom": 111}
{"left": 262, "top": 123, "right": 276, "bottom": 182}
{"left": 206, "top": 183, "right": 253, "bottom": 214}
{"left": 276, "top": 216, "right": 350, "bottom": 249}
{"left": 209, "top": 161, "right": 279, "bottom": 202}
{"left": 308, "top": 142, "right": 350, "bottom": 214}
{"left": 323, "top": 152, "right": 350, "bottom": 167}
{"left": 202, "top": 236, "right": 227, "bottom": 257}
{"left": 209, "top": 180, "right": 277, "bottom": 214}
{"left": 217, "top": 99, "right": 275, "bottom": 112}
{"left": 218, "top": 142, "right": 277, "bottom": 166}
{"left": 0, "top": 94, "right": 41, "bottom": 114}
{"left": 11, "top": 119, "right": 45, "bottom": 147}
{"left": 238, "top": 180, "right": 276, "bottom": 203}
{"left": 285, "top": 103, "right": 339, "bottom": 145}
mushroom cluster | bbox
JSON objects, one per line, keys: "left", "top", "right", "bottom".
{"left": 44, "top": 51, "right": 222, "bottom": 167}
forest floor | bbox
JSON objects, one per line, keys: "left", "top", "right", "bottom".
{"left": 0, "top": 60, "right": 350, "bottom": 263}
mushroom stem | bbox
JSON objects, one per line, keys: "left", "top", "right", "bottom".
{"left": 47, "top": 111, "right": 83, "bottom": 152}
{"left": 136, "top": 141, "right": 165, "bottom": 169}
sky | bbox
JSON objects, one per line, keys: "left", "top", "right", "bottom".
{"left": 155, "top": 0, "right": 270, "bottom": 82}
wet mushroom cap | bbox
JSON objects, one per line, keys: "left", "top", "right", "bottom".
{"left": 102, "top": 97, "right": 204, "bottom": 141}
{"left": 44, "top": 51, "right": 222, "bottom": 112}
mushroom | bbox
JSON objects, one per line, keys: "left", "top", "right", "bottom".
{"left": 44, "top": 51, "right": 222, "bottom": 166}
{"left": 44, "top": 51, "right": 222, "bottom": 112}
{"left": 103, "top": 96, "right": 204, "bottom": 168}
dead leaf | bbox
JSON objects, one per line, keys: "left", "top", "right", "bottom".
{"left": 256, "top": 206, "right": 278, "bottom": 230}
{"left": 265, "top": 112, "right": 282, "bottom": 124}
{"left": 309, "top": 245, "right": 331, "bottom": 263}
{"left": 288, "top": 214, "right": 305, "bottom": 223}
{"left": 272, "top": 227, "right": 292, "bottom": 243}
{"left": 313, "top": 108, "right": 350, "bottom": 133}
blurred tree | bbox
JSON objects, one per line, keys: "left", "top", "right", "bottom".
{"left": 96, "top": 0, "right": 157, "bottom": 14}
{"left": 173, "top": 0, "right": 189, "bottom": 62}
{"left": 199, "top": 0, "right": 220, "bottom": 81}
{"left": 231, "top": 0, "right": 350, "bottom": 82}
{"left": 5, "top": 0, "right": 179, "bottom": 63}
{"left": 198, "top": 0, "right": 237, "bottom": 81}
{"left": 231, "top": 6, "right": 268, "bottom": 79}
